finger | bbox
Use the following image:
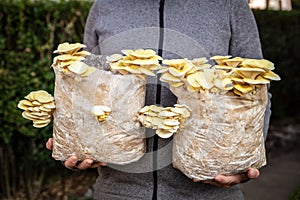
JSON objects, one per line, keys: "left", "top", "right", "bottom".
{"left": 76, "top": 159, "right": 94, "bottom": 170}
{"left": 46, "top": 138, "right": 53, "bottom": 150}
{"left": 215, "top": 173, "right": 248, "bottom": 185}
{"left": 247, "top": 168, "right": 260, "bottom": 179}
{"left": 90, "top": 162, "right": 107, "bottom": 168}
{"left": 200, "top": 179, "right": 230, "bottom": 188}
{"left": 64, "top": 156, "right": 79, "bottom": 170}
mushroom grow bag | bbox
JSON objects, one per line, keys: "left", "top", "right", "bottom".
{"left": 52, "top": 67, "right": 146, "bottom": 165}
{"left": 171, "top": 85, "right": 268, "bottom": 180}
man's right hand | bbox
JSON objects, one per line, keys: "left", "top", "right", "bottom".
{"left": 46, "top": 138, "right": 107, "bottom": 170}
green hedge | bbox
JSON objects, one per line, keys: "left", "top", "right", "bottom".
{"left": 254, "top": 10, "right": 300, "bottom": 120}
{"left": 0, "top": 0, "right": 299, "bottom": 198}
{"left": 0, "top": 0, "right": 93, "bottom": 199}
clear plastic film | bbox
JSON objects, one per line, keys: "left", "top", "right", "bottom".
{"left": 171, "top": 86, "right": 268, "bottom": 180}
{"left": 52, "top": 67, "right": 146, "bottom": 165}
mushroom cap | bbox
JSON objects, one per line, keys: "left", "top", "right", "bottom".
{"left": 163, "top": 59, "right": 187, "bottom": 67}
{"left": 91, "top": 105, "right": 105, "bottom": 116}
{"left": 160, "top": 72, "right": 182, "bottom": 83}
{"left": 191, "top": 57, "right": 208, "bottom": 65}
{"left": 263, "top": 70, "right": 281, "bottom": 81}
{"left": 129, "top": 49, "right": 157, "bottom": 58}
{"left": 106, "top": 54, "right": 123, "bottom": 63}
{"left": 231, "top": 76, "right": 244, "bottom": 83}
{"left": 139, "top": 67, "right": 156, "bottom": 76}
{"left": 149, "top": 105, "right": 164, "bottom": 113}
{"left": 233, "top": 84, "right": 254, "bottom": 93}
{"left": 171, "top": 82, "right": 184, "bottom": 88}
{"left": 210, "top": 55, "right": 232, "bottom": 65}
{"left": 53, "top": 42, "right": 86, "bottom": 54}
{"left": 223, "top": 57, "right": 243, "bottom": 67}
{"left": 131, "top": 59, "right": 159, "bottom": 65}
{"left": 242, "top": 59, "right": 275, "bottom": 71}
{"left": 168, "top": 63, "right": 193, "bottom": 77}
{"left": 81, "top": 67, "right": 97, "bottom": 77}
{"left": 243, "top": 76, "right": 270, "bottom": 84}
{"left": 233, "top": 67, "right": 265, "bottom": 79}
{"left": 73, "top": 50, "right": 91, "bottom": 57}
{"left": 156, "top": 129, "right": 174, "bottom": 138}
{"left": 213, "top": 65, "right": 234, "bottom": 70}
{"left": 67, "top": 62, "right": 89, "bottom": 75}
{"left": 194, "top": 69, "right": 215, "bottom": 89}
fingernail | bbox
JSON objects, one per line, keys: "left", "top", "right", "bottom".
{"left": 215, "top": 176, "right": 223, "bottom": 182}
{"left": 87, "top": 160, "right": 93, "bottom": 164}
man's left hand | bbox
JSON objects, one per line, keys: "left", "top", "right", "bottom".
{"left": 194, "top": 168, "right": 260, "bottom": 188}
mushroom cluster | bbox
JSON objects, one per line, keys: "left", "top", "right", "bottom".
{"left": 91, "top": 105, "right": 112, "bottom": 122}
{"left": 229, "top": 58, "right": 281, "bottom": 96}
{"left": 17, "top": 90, "right": 55, "bottom": 128}
{"left": 52, "top": 42, "right": 96, "bottom": 76}
{"left": 137, "top": 104, "right": 191, "bottom": 138}
{"left": 106, "top": 49, "right": 162, "bottom": 77}
{"left": 159, "top": 56, "right": 280, "bottom": 96}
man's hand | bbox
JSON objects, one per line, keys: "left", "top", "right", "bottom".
{"left": 46, "top": 138, "right": 106, "bottom": 170}
{"left": 193, "top": 168, "right": 260, "bottom": 188}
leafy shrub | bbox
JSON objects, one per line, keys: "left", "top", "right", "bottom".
{"left": 254, "top": 10, "right": 300, "bottom": 120}
{"left": 0, "top": 0, "right": 93, "bottom": 199}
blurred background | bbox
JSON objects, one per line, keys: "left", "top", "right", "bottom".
{"left": 0, "top": 0, "right": 299, "bottom": 199}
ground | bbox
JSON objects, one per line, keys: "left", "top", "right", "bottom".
{"left": 241, "top": 120, "right": 300, "bottom": 200}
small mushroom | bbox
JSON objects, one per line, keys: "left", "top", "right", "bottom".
{"left": 91, "top": 105, "right": 111, "bottom": 122}
{"left": 137, "top": 104, "right": 191, "bottom": 138}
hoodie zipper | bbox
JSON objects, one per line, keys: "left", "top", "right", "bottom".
{"left": 152, "top": 1, "right": 165, "bottom": 199}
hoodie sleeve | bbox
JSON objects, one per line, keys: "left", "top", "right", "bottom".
{"left": 229, "top": 0, "right": 263, "bottom": 59}
{"left": 83, "top": 0, "right": 100, "bottom": 52}
{"left": 229, "top": 0, "right": 271, "bottom": 139}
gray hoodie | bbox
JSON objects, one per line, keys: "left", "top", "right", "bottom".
{"left": 83, "top": 0, "right": 271, "bottom": 199}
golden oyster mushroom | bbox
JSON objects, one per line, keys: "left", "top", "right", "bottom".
{"left": 233, "top": 67, "right": 265, "bottom": 79}
{"left": 108, "top": 49, "right": 162, "bottom": 76}
{"left": 187, "top": 69, "right": 215, "bottom": 90}
{"left": 137, "top": 104, "right": 191, "bottom": 138}
{"left": 242, "top": 59, "right": 275, "bottom": 71}
{"left": 18, "top": 90, "right": 55, "bottom": 128}
{"left": 262, "top": 70, "right": 281, "bottom": 81}
{"left": 191, "top": 57, "right": 208, "bottom": 66}
{"left": 106, "top": 54, "right": 124, "bottom": 63}
{"left": 53, "top": 42, "right": 86, "bottom": 54}
{"left": 91, "top": 105, "right": 112, "bottom": 122}
{"left": 168, "top": 63, "right": 193, "bottom": 77}
{"left": 243, "top": 76, "right": 270, "bottom": 85}
{"left": 163, "top": 59, "right": 187, "bottom": 68}
{"left": 160, "top": 72, "right": 182, "bottom": 83}
{"left": 231, "top": 76, "right": 244, "bottom": 83}
{"left": 67, "top": 62, "right": 96, "bottom": 77}
{"left": 223, "top": 57, "right": 243, "bottom": 67}
{"left": 129, "top": 49, "right": 157, "bottom": 59}
{"left": 210, "top": 55, "right": 232, "bottom": 65}
{"left": 233, "top": 83, "right": 254, "bottom": 94}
